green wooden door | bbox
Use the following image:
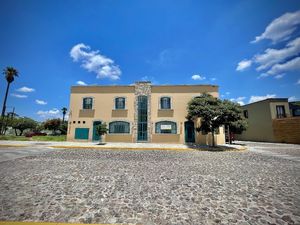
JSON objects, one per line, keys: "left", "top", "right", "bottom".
{"left": 92, "top": 121, "right": 102, "bottom": 141}
{"left": 75, "top": 128, "right": 89, "bottom": 140}
{"left": 185, "top": 121, "right": 195, "bottom": 143}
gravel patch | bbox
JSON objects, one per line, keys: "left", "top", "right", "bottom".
{"left": 0, "top": 148, "right": 299, "bottom": 225}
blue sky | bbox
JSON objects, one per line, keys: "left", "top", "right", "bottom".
{"left": 0, "top": 0, "right": 299, "bottom": 121}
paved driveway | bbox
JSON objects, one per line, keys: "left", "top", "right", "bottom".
{"left": 239, "top": 141, "right": 300, "bottom": 162}
{"left": 0, "top": 145, "right": 58, "bottom": 163}
{"left": 0, "top": 142, "right": 299, "bottom": 225}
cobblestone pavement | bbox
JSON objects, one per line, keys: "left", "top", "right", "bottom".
{"left": 0, "top": 145, "right": 299, "bottom": 225}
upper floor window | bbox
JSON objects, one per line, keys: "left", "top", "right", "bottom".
{"left": 109, "top": 121, "right": 130, "bottom": 133}
{"left": 83, "top": 97, "right": 93, "bottom": 109}
{"left": 160, "top": 97, "right": 171, "bottom": 109}
{"left": 155, "top": 121, "right": 177, "bottom": 134}
{"left": 243, "top": 110, "right": 248, "bottom": 118}
{"left": 276, "top": 105, "right": 286, "bottom": 118}
{"left": 115, "top": 97, "right": 125, "bottom": 109}
{"left": 292, "top": 108, "right": 300, "bottom": 117}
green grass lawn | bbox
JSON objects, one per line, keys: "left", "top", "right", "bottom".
{"left": 0, "top": 135, "right": 29, "bottom": 141}
{"left": 31, "top": 135, "right": 66, "bottom": 141}
{"left": 0, "top": 135, "right": 66, "bottom": 142}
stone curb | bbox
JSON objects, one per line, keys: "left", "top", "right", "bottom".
{"left": 0, "top": 143, "right": 247, "bottom": 152}
{"left": 0, "top": 144, "right": 30, "bottom": 148}
{"left": 50, "top": 145, "right": 247, "bottom": 152}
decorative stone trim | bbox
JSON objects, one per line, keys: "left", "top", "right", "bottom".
{"left": 133, "top": 82, "right": 152, "bottom": 142}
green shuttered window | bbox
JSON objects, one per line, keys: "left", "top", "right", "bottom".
{"left": 75, "top": 128, "right": 89, "bottom": 139}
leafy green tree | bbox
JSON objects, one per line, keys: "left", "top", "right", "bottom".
{"left": 96, "top": 123, "right": 108, "bottom": 143}
{"left": 229, "top": 119, "right": 248, "bottom": 135}
{"left": 11, "top": 117, "right": 37, "bottom": 136}
{"left": 187, "top": 93, "right": 223, "bottom": 147}
{"left": 43, "top": 118, "right": 61, "bottom": 134}
{"left": 187, "top": 94, "right": 248, "bottom": 146}
{"left": 1, "top": 67, "right": 18, "bottom": 134}
{"left": 220, "top": 100, "right": 248, "bottom": 144}
{"left": 61, "top": 107, "right": 67, "bottom": 123}
{"left": 33, "top": 123, "right": 44, "bottom": 133}
{"left": 59, "top": 122, "right": 68, "bottom": 135}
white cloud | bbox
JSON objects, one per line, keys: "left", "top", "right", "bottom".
{"left": 226, "top": 92, "right": 230, "bottom": 95}
{"left": 191, "top": 74, "right": 206, "bottom": 80}
{"left": 230, "top": 97, "right": 246, "bottom": 105}
{"left": 274, "top": 74, "right": 285, "bottom": 79}
{"left": 255, "top": 37, "right": 300, "bottom": 71}
{"left": 76, "top": 80, "right": 87, "bottom": 86}
{"left": 236, "top": 59, "right": 252, "bottom": 71}
{"left": 243, "top": 37, "right": 300, "bottom": 78}
{"left": 251, "top": 10, "right": 300, "bottom": 44}
{"left": 35, "top": 99, "right": 47, "bottom": 105}
{"left": 37, "top": 108, "right": 60, "bottom": 118}
{"left": 288, "top": 96, "right": 298, "bottom": 102}
{"left": 11, "top": 93, "right": 27, "bottom": 98}
{"left": 249, "top": 94, "right": 276, "bottom": 103}
{"left": 70, "top": 43, "right": 121, "bottom": 80}
{"left": 239, "top": 11, "right": 300, "bottom": 79}
{"left": 296, "top": 79, "right": 300, "bottom": 85}
{"left": 16, "top": 86, "right": 35, "bottom": 93}
{"left": 210, "top": 77, "right": 217, "bottom": 81}
{"left": 257, "top": 73, "right": 270, "bottom": 79}
{"left": 266, "top": 56, "right": 300, "bottom": 75}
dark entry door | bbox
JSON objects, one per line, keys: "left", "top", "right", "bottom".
{"left": 92, "top": 121, "right": 101, "bottom": 141}
{"left": 185, "top": 121, "right": 195, "bottom": 143}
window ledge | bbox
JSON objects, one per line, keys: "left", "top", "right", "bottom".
{"left": 157, "top": 109, "right": 174, "bottom": 117}
{"left": 79, "top": 109, "right": 95, "bottom": 118}
{"left": 112, "top": 109, "right": 128, "bottom": 117}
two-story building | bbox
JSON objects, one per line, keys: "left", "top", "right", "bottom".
{"left": 236, "top": 98, "right": 300, "bottom": 144}
{"left": 67, "top": 81, "right": 225, "bottom": 145}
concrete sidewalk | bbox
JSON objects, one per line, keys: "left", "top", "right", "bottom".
{"left": 0, "top": 140, "right": 245, "bottom": 151}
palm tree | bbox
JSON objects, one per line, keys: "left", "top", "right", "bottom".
{"left": 1, "top": 67, "right": 18, "bottom": 134}
{"left": 61, "top": 107, "right": 67, "bottom": 123}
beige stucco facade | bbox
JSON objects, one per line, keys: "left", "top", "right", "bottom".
{"left": 67, "top": 82, "right": 225, "bottom": 145}
{"left": 236, "top": 98, "right": 292, "bottom": 142}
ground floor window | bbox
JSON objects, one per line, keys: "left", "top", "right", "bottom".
{"left": 109, "top": 121, "right": 130, "bottom": 133}
{"left": 75, "top": 128, "right": 89, "bottom": 139}
{"left": 155, "top": 121, "right": 177, "bottom": 134}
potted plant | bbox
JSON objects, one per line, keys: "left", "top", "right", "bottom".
{"left": 96, "top": 122, "right": 108, "bottom": 145}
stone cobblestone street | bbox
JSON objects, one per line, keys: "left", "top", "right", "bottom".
{"left": 0, "top": 143, "right": 299, "bottom": 225}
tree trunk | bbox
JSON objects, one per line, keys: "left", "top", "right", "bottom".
{"left": 19, "top": 129, "right": 24, "bottom": 136}
{"left": 1, "top": 82, "right": 10, "bottom": 117}
{"left": 211, "top": 130, "right": 215, "bottom": 147}
{"left": 227, "top": 125, "right": 232, "bottom": 144}
{"left": 62, "top": 113, "right": 65, "bottom": 123}
{"left": 14, "top": 129, "right": 18, "bottom": 136}
{"left": 0, "top": 83, "right": 11, "bottom": 135}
